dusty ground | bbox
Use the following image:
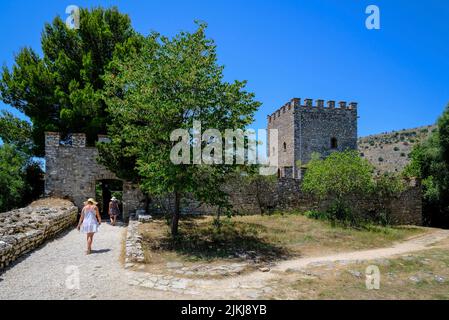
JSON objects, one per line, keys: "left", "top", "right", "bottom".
{"left": 1, "top": 218, "right": 448, "bottom": 300}
{"left": 0, "top": 223, "right": 186, "bottom": 300}
{"left": 138, "top": 215, "right": 425, "bottom": 273}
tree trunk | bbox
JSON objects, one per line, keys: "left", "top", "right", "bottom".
{"left": 144, "top": 193, "right": 150, "bottom": 214}
{"left": 171, "top": 191, "right": 181, "bottom": 237}
{"left": 255, "top": 181, "right": 264, "bottom": 215}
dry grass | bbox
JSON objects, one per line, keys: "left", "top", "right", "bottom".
{"left": 264, "top": 246, "right": 449, "bottom": 300}
{"left": 29, "top": 197, "right": 74, "bottom": 208}
{"left": 139, "top": 213, "right": 425, "bottom": 266}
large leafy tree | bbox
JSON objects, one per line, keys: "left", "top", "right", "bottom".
{"left": 0, "top": 111, "right": 44, "bottom": 210}
{"left": 405, "top": 103, "right": 449, "bottom": 226}
{"left": 0, "top": 110, "right": 33, "bottom": 155}
{"left": 0, "top": 7, "right": 140, "bottom": 156}
{"left": 302, "top": 150, "right": 375, "bottom": 200}
{"left": 99, "top": 23, "right": 260, "bottom": 236}
{"left": 0, "top": 144, "right": 27, "bottom": 212}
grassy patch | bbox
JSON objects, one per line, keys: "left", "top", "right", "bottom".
{"left": 265, "top": 246, "right": 449, "bottom": 300}
{"left": 139, "top": 213, "right": 425, "bottom": 265}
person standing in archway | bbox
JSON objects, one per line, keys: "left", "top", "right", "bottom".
{"left": 108, "top": 196, "right": 121, "bottom": 226}
{"left": 77, "top": 198, "right": 102, "bottom": 255}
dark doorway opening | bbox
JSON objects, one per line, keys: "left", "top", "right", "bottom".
{"left": 95, "top": 179, "right": 123, "bottom": 220}
{"left": 330, "top": 137, "right": 338, "bottom": 149}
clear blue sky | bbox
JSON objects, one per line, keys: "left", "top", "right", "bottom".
{"left": 1, "top": 0, "right": 448, "bottom": 137}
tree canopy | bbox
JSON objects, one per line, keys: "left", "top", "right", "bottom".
{"left": 0, "top": 7, "right": 140, "bottom": 156}
{"left": 0, "top": 144, "right": 27, "bottom": 212}
{"left": 98, "top": 23, "right": 260, "bottom": 235}
{"left": 302, "top": 150, "right": 375, "bottom": 200}
{"left": 405, "top": 103, "right": 449, "bottom": 226}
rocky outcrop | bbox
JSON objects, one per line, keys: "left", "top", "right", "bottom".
{"left": 0, "top": 198, "right": 78, "bottom": 270}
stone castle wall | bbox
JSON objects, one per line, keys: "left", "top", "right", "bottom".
{"left": 274, "top": 178, "right": 422, "bottom": 225}
{"left": 149, "top": 178, "right": 422, "bottom": 226}
{"left": 0, "top": 199, "right": 78, "bottom": 270}
{"left": 44, "top": 132, "right": 145, "bottom": 219}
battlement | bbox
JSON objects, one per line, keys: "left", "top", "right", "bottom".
{"left": 267, "top": 98, "right": 358, "bottom": 123}
{"left": 44, "top": 132, "right": 108, "bottom": 148}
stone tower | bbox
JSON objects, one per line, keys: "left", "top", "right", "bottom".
{"left": 267, "top": 98, "right": 358, "bottom": 179}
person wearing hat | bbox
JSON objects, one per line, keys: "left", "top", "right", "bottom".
{"left": 108, "top": 196, "right": 121, "bottom": 226}
{"left": 77, "top": 198, "right": 102, "bottom": 254}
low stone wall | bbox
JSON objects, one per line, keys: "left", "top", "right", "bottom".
{"left": 0, "top": 199, "right": 78, "bottom": 270}
{"left": 125, "top": 220, "right": 145, "bottom": 267}
{"left": 274, "top": 178, "right": 423, "bottom": 225}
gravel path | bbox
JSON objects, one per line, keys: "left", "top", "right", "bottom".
{"left": 1, "top": 224, "right": 448, "bottom": 300}
{"left": 0, "top": 223, "right": 185, "bottom": 300}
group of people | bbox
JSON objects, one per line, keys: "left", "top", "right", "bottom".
{"left": 76, "top": 196, "right": 121, "bottom": 254}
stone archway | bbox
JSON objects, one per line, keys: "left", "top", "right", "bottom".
{"left": 95, "top": 179, "right": 124, "bottom": 219}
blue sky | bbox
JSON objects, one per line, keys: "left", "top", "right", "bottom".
{"left": 1, "top": 0, "right": 449, "bottom": 137}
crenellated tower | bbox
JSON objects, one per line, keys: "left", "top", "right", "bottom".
{"left": 267, "top": 97, "right": 358, "bottom": 179}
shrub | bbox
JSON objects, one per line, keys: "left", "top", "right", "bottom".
{"left": 302, "top": 150, "right": 374, "bottom": 200}
{"left": 303, "top": 210, "right": 328, "bottom": 220}
{"left": 394, "top": 146, "right": 400, "bottom": 151}
{"left": 326, "top": 200, "right": 360, "bottom": 227}
{"left": 373, "top": 173, "right": 406, "bottom": 197}
{"left": 302, "top": 151, "right": 374, "bottom": 227}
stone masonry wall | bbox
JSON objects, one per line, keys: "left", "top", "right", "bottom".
{"left": 267, "top": 98, "right": 357, "bottom": 178}
{"left": 0, "top": 199, "right": 78, "bottom": 270}
{"left": 148, "top": 178, "right": 422, "bottom": 226}
{"left": 295, "top": 100, "right": 358, "bottom": 164}
{"left": 274, "top": 178, "right": 422, "bottom": 225}
{"left": 44, "top": 132, "right": 145, "bottom": 219}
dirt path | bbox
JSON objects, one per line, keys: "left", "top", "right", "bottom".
{"left": 1, "top": 225, "right": 448, "bottom": 300}
{"left": 127, "top": 228, "right": 449, "bottom": 299}
{"left": 274, "top": 229, "right": 449, "bottom": 272}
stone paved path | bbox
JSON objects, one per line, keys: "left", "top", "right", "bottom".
{"left": 1, "top": 224, "right": 448, "bottom": 300}
{"left": 0, "top": 223, "right": 185, "bottom": 300}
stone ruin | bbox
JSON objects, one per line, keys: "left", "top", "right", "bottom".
{"left": 44, "top": 132, "right": 145, "bottom": 219}
{"left": 267, "top": 98, "right": 358, "bottom": 179}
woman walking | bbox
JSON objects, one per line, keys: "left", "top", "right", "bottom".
{"left": 108, "top": 196, "right": 121, "bottom": 226}
{"left": 77, "top": 198, "right": 102, "bottom": 255}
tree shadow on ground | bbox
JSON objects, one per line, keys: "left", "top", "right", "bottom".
{"left": 148, "top": 216, "right": 291, "bottom": 262}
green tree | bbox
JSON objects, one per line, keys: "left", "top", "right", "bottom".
{"left": 0, "top": 144, "right": 27, "bottom": 212}
{"left": 302, "top": 150, "right": 374, "bottom": 200}
{"left": 302, "top": 151, "right": 375, "bottom": 225}
{"left": 98, "top": 23, "right": 260, "bottom": 236}
{"left": 0, "top": 112, "right": 44, "bottom": 208}
{"left": 0, "top": 7, "right": 140, "bottom": 156}
{"left": 405, "top": 103, "right": 449, "bottom": 226}
{"left": 0, "top": 111, "right": 33, "bottom": 155}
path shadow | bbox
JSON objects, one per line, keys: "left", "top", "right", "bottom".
{"left": 90, "top": 249, "right": 111, "bottom": 254}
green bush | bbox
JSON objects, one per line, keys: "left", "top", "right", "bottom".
{"left": 326, "top": 200, "right": 360, "bottom": 227}
{"left": 302, "top": 150, "right": 374, "bottom": 200}
{"left": 303, "top": 210, "right": 328, "bottom": 220}
{"left": 0, "top": 144, "right": 27, "bottom": 212}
